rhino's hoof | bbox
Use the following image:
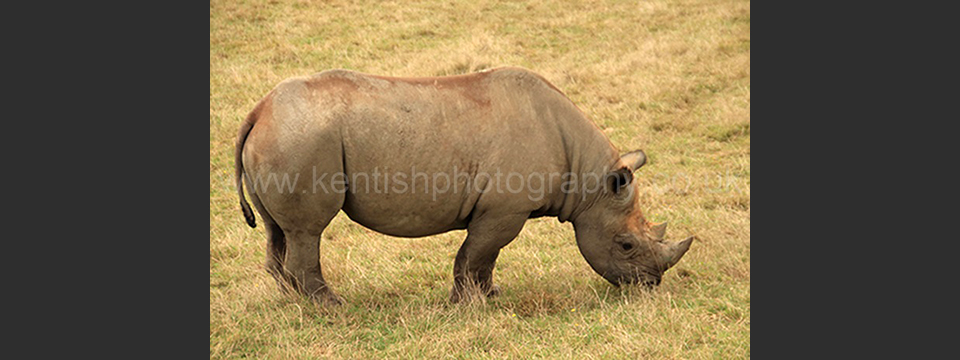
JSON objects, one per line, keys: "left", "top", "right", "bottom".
{"left": 450, "top": 284, "right": 501, "bottom": 303}
{"left": 311, "top": 292, "right": 344, "bottom": 307}
{"left": 450, "top": 287, "right": 477, "bottom": 303}
{"left": 449, "top": 289, "right": 463, "bottom": 304}
{"left": 485, "top": 284, "right": 501, "bottom": 298}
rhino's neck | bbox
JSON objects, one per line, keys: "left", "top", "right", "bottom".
{"left": 552, "top": 103, "right": 621, "bottom": 223}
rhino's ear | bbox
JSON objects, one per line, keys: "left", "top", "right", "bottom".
{"left": 621, "top": 150, "right": 647, "bottom": 172}
{"left": 605, "top": 167, "right": 634, "bottom": 194}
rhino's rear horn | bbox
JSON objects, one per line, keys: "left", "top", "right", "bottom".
{"left": 651, "top": 222, "right": 667, "bottom": 240}
{"left": 663, "top": 236, "right": 694, "bottom": 270}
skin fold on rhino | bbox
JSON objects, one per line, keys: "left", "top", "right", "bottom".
{"left": 235, "top": 67, "right": 693, "bottom": 306}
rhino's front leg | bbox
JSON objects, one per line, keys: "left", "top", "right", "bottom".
{"left": 450, "top": 213, "right": 528, "bottom": 303}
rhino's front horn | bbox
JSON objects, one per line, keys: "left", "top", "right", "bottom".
{"left": 663, "top": 236, "right": 694, "bottom": 270}
{"left": 651, "top": 222, "right": 667, "bottom": 240}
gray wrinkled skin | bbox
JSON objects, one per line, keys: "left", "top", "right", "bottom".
{"left": 235, "top": 67, "right": 693, "bottom": 305}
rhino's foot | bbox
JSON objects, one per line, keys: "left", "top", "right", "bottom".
{"left": 449, "top": 284, "right": 501, "bottom": 303}
{"left": 310, "top": 289, "right": 344, "bottom": 307}
{"left": 486, "top": 284, "right": 501, "bottom": 297}
{"left": 450, "top": 288, "right": 478, "bottom": 304}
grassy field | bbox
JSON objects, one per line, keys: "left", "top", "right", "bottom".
{"left": 210, "top": 0, "right": 750, "bottom": 358}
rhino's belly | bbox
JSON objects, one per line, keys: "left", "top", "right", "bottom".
{"left": 340, "top": 189, "right": 470, "bottom": 238}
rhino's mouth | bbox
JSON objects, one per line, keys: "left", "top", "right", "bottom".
{"left": 602, "top": 268, "right": 662, "bottom": 288}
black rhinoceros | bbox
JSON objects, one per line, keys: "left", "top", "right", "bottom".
{"left": 235, "top": 67, "right": 693, "bottom": 305}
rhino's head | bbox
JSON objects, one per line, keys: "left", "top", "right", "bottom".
{"left": 573, "top": 150, "right": 694, "bottom": 288}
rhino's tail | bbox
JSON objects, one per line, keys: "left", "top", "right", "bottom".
{"left": 235, "top": 99, "right": 264, "bottom": 228}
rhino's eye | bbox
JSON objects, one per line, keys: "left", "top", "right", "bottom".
{"left": 621, "top": 242, "right": 633, "bottom": 251}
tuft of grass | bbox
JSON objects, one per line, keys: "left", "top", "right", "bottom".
{"left": 211, "top": 0, "right": 750, "bottom": 358}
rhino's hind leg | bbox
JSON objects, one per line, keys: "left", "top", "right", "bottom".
{"left": 450, "top": 213, "right": 528, "bottom": 303}
{"left": 273, "top": 176, "right": 345, "bottom": 306}
{"left": 247, "top": 191, "right": 289, "bottom": 292}
{"left": 263, "top": 222, "right": 289, "bottom": 291}
{"left": 283, "top": 228, "right": 343, "bottom": 306}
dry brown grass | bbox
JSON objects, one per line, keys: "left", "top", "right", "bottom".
{"left": 211, "top": 0, "right": 749, "bottom": 358}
